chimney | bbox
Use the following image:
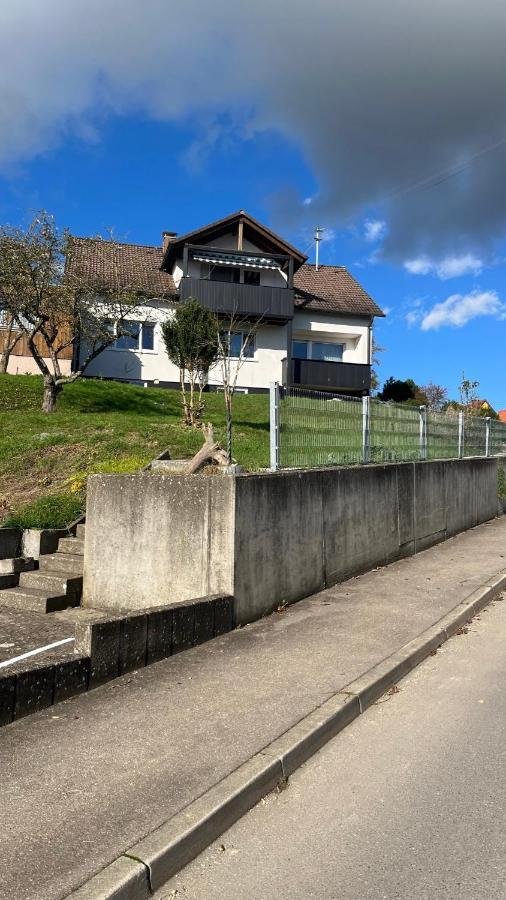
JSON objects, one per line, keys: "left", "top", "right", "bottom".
{"left": 162, "top": 230, "right": 177, "bottom": 253}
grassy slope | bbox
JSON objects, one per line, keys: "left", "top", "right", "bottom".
{"left": 0, "top": 375, "right": 269, "bottom": 528}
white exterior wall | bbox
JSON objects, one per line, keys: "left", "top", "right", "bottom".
{"left": 292, "top": 310, "right": 370, "bottom": 364}
{"left": 82, "top": 298, "right": 288, "bottom": 391}
{"left": 81, "top": 301, "right": 371, "bottom": 391}
{"left": 82, "top": 301, "right": 180, "bottom": 385}
{"left": 208, "top": 323, "right": 289, "bottom": 391}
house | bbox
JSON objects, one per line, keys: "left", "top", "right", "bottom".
{"left": 498, "top": 410, "right": 506, "bottom": 423}
{"left": 0, "top": 311, "right": 73, "bottom": 376}
{"left": 69, "top": 211, "right": 385, "bottom": 394}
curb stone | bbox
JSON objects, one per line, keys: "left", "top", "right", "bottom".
{"left": 65, "top": 571, "right": 506, "bottom": 900}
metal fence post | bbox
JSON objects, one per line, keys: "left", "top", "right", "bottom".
{"left": 485, "top": 416, "right": 491, "bottom": 457}
{"left": 458, "top": 411, "right": 464, "bottom": 458}
{"left": 362, "top": 396, "right": 371, "bottom": 464}
{"left": 419, "top": 405, "right": 427, "bottom": 460}
{"left": 269, "top": 382, "right": 280, "bottom": 470}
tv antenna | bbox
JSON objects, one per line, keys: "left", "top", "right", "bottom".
{"left": 314, "top": 226, "right": 325, "bottom": 271}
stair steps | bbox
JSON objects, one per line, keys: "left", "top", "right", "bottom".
{"left": 0, "top": 524, "right": 85, "bottom": 614}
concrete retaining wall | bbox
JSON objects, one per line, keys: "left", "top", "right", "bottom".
{"left": 83, "top": 458, "right": 500, "bottom": 624}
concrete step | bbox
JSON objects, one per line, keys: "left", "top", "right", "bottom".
{"left": 19, "top": 570, "right": 83, "bottom": 600}
{"left": 76, "top": 524, "right": 86, "bottom": 540}
{"left": 0, "top": 557, "right": 35, "bottom": 575}
{"left": 39, "top": 553, "right": 84, "bottom": 576}
{"left": 0, "top": 586, "right": 74, "bottom": 613}
{"left": 57, "top": 537, "right": 84, "bottom": 556}
{"left": 0, "top": 573, "right": 20, "bottom": 590}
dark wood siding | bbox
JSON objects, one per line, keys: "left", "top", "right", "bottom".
{"left": 283, "top": 357, "right": 371, "bottom": 394}
{"left": 179, "top": 277, "right": 294, "bottom": 322}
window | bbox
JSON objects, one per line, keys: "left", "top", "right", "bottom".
{"left": 221, "top": 330, "right": 255, "bottom": 359}
{"left": 244, "top": 270, "right": 260, "bottom": 286}
{"left": 111, "top": 321, "right": 156, "bottom": 352}
{"left": 209, "top": 265, "right": 240, "bottom": 284}
{"left": 141, "top": 323, "right": 155, "bottom": 351}
{"left": 293, "top": 340, "right": 344, "bottom": 362}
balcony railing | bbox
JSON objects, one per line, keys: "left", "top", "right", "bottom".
{"left": 179, "top": 277, "right": 294, "bottom": 322}
{"left": 283, "top": 357, "right": 371, "bottom": 394}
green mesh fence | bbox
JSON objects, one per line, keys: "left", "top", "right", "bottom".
{"left": 278, "top": 387, "right": 506, "bottom": 469}
{"left": 369, "top": 400, "right": 420, "bottom": 462}
{"left": 426, "top": 410, "right": 460, "bottom": 459}
{"left": 279, "top": 388, "right": 363, "bottom": 468}
{"left": 490, "top": 420, "right": 506, "bottom": 456}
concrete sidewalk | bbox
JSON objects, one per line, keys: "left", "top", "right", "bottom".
{"left": 1, "top": 517, "right": 505, "bottom": 900}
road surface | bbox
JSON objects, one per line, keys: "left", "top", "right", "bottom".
{"left": 159, "top": 593, "right": 506, "bottom": 899}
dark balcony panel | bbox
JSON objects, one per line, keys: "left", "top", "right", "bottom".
{"left": 179, "top": 276, "right": 294, "bottom": 322}
{"left": 284, "top": 358, "right": 371, "bottom": 394}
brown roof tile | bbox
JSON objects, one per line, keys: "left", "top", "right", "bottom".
{"left": 293, "top": 264, "right": 385, "bottom": 318}
{"left": 66, "top": 237, "right": 176, "bottom": 297}
{"left": 66, "top": 238, "right": 384, "bottom": 318}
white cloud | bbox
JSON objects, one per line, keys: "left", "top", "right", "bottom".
{"left": 404, "top": 256, "right": 433, "bottom": 275}
{"left": 405, "top": 310, "right": 422, "bottom": 327}
{"left": 364, "top": 219, "right": 387, "bottom": 243}
{"left": 404, "top": 253, "right": 483, "bottom": 279}
{"left": 420, "top": 289, "right": 505, "bottom": 330}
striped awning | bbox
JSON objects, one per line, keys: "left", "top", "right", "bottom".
{"left": 192, "top": 249, "right": 281, "bottom": 270}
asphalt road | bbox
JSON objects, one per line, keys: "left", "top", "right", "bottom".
{"left": 158, "top": 593, "right": 506, "bottom": 900}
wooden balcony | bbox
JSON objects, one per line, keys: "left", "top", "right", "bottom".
{"left": 179, "top": 277, "right": 294, "bottom": 322}
{"left": 283, "top": 357, "right": 371, "bottom": 394}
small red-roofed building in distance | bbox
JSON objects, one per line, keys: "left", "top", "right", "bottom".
{"left": 498, "top": 410, "right": 506, "bottom": 423}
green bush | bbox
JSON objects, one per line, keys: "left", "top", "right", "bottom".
{"left": 2, "top": 493, "right": 85, "bottom": 529}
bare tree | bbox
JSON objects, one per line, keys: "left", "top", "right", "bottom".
{"left": 0, "top": 309, "right": 23, "bottom": 374}
{"left": 0, "top": 211, "right": 149, "bottom": 411}
{"left": 458, "top": 372, "right": 480, "bottom": 410}
{"left": 214, "top": 313, "right": 261, "bottom": 464}
{"left": 420, "top": 381, "right": 448, "bottom": 411}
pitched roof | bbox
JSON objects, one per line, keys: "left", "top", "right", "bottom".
{"left": 162, "top": 210, "right": 307, "bottom": 268}
{"left": 66, "top": 237, "right": 176, "bottom": 298}
{"left": 293, "top": 264, "right": 385, "bottom": 318}
{"left": 65, "top": 237, "right": 385, "bottom": 318}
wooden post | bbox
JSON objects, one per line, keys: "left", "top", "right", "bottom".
{"left": 238, "top": 219, "right": 244, "bottom": 251}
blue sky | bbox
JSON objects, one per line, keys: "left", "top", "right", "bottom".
{"left": 0, "top": 1, "right": 505, "bottom": 408}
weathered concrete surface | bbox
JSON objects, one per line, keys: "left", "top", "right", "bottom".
{"left": 83, "top": 474, "right": 235, "bottom": 611}
{"left": 158, "top": 588, "right": 506, "bottom": 900}
{"left": 0, "top": 528, "right": 21, "bottom": 560}
{"left": 83, "top": 458, "right": 499, "bottom": 623}
{"left": 21, "top": 528, "right": 68, "bottom": 560}
{"left": 0, "top": 518, "right": 505, "bottom": 900}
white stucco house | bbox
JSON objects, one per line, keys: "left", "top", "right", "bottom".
{"left": 67, "top": 210, "right": 385, "bottom": 395}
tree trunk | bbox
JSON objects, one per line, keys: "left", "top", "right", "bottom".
{"left": 42, "top": 378, "right": 60, "bottom": 413}
{"left": 0, "top": 349, "right": 9, "bottom": 375}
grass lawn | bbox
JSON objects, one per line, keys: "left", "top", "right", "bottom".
{"left": 0, "top": 375, "right": 269, "bottom": 528}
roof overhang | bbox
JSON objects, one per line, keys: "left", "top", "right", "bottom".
{"left": 161, "top": 210, "right": 307, "bottom": 271}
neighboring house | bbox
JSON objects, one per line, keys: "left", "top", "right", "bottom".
{"left": 69, "top": 210, "right": 384, "bottom": 394}
{"left": 498, "top": 410, "right": 506, "bottom": 423}
{"left": 469, "top": 399, "right": 493, "bottom": 413}
{"left": 0, "top": 310, "right": 73, "bottom": 376}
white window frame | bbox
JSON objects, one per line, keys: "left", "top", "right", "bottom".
{"left": 222, "top": 330, "right": 256, "bottom": 360}
{"left": 292, "top": 339, "right": 345, "bottom": 363}
{"left": 108, "top": 320, "right": 157, "bottom": 354}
